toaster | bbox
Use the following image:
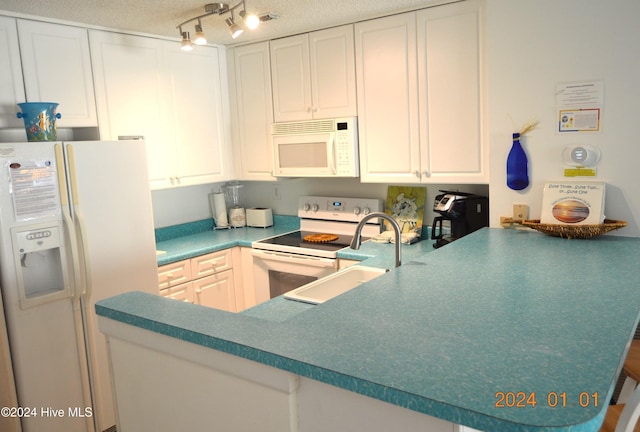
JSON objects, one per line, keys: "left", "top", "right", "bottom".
{"left": 246, "top": 208, "right": 273, "bottom": 228}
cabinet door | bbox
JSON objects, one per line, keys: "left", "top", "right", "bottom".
{"left": 270, "top": 34, "right": 313, "bottom": 122}
{"left": 231, "top": 42, "right": 276, "bottom": 181}
{"left": 0, "top": 16, "right": 25, "bottom": 128}
{"left": 309, "top": 25, "right": 357, "bottom": 119}
{"left": 355, "top": 13, "right": 421, "bottom": 184}
{"left": 417, "top": 0, "right": 487, "bottom": 183}
{"left": 18, "top": 20, "right": 97, "bottom": 127}
{"left": 164, "top": 43, "right": 228, "bottom": 186}
{"left": 193, "top": 269, "right": 236, "bottom": 312}
{"left": 89, "top": 30, "right": 173, "bottom": 189}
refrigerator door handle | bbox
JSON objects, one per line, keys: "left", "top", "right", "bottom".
{"left": 55, "top": 144, "right": 84, "bottom": 302}
{"left": 65, "top": 144, "right": 93, "bottom": 300}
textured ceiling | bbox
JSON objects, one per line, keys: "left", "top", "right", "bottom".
{"left": 0, "top": 0, "right": 445, "bottom": 46}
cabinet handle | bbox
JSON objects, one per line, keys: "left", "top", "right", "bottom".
{"left": 167, "top": 273, "right": 174, "bottom": 279}
{"left": 414, "top": 170, "right": 421, "bottom": 178}
{"left": 422, "top": 170, "right": 430, "bottom": 178}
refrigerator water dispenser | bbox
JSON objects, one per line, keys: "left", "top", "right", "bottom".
{"left": 12, "top": 224, "right": 70, "bottom": 309}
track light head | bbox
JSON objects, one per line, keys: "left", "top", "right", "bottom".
{"left": 193, "top": 21, "right": 207, "bottom": 45}
{"left": 180, "top": 31, "right": 193, "bottom": 51}
{"left": 240, "top": 10, "right": 260, "bottom": 30}
{"left": 225, "top": 17, "right": 243, "bottom": 39}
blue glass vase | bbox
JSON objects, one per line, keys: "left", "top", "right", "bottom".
{"left": 506, "top": 132, "right": 529, "bottom": 190}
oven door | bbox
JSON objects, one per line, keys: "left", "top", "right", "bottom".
{"left": 251, "top": 249, "right": 338, "bottom": 304}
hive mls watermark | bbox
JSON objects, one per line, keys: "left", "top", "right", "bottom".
{"left": 1, "top": 406, "right": 93, "bottom": 418}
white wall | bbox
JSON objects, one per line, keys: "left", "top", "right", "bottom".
{"left": 152, "top": 179, "right": 488, "bottom": 228}
{"left": 487, "top": 0, "right": 640, "bottom": 237}
{"left": 151, "top": 183, "right": 224, "bottom": 228}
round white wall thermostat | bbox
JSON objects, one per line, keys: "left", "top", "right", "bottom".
{"left": 562, "top": 144, "right": 601, "bottom": 167}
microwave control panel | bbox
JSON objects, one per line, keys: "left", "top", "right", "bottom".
{"left": 334, "top": 119, "right": 359, "bottom": 176}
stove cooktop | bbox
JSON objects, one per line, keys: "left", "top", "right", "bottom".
{"left": 255, "top": 230, "right": 356, "bottom": 253}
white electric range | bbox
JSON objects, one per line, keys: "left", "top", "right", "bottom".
{"left": 250, "top": 196, "right": 383, "bottom": 303}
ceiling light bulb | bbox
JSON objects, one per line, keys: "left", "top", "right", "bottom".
{"left": 193, "top": 23, "right": 207, "bottom": 45}
{"left": 180, "top": 32, "right": 193, "bottom": 51}
{"left": 226, "top": 17, "right": 243, "bottom": 39}
{"left": 244, "top": 13, "right": 260, "bottom": 30}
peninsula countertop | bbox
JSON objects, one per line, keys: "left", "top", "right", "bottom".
{"left": 97, "top": 228, "right": 640, "bottom": 431}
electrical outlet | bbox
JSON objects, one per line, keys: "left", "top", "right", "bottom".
{"left": 512, "top": 204, "right": 529, "bottom": 221}
{"left": 272, "top": 185, "right": 281, "bottom": 201}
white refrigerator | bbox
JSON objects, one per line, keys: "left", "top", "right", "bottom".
{"left": 0, "top": 140, "right": 159, "bottom": 432}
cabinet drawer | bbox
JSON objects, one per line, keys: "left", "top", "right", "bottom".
{"left": 158, "top": 260, "right": 192, "bottom": 290}
{"left": 159, "top": 282, "right": 194, "bottom": 303}
{"left": 191, "top": 249, "right": 232, "bottom": 278}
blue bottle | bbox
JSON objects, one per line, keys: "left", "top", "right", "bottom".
{"left": 506, "top": 132, "right": 529, "bottom": 190}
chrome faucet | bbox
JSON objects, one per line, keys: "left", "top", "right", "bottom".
{"left": 350, "top": 212, "right": 402, "bottom": 268}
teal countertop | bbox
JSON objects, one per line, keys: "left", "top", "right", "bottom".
{"left": 97, "top": 228, "right": 640, "bottom": 431}
{"left": 155, "top": 215, "right": 300, "bottom": 266}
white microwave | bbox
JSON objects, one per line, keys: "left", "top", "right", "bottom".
{"left": 272, "top": 117, "right": 359, "bottom": 177}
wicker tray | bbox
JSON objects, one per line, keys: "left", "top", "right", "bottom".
{"left": 520, "top": 219, "right": 627, "bottom": 239}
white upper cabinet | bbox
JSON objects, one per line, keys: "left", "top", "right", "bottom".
{"left": 90, "top": 30, "right": 230, "bottom": 189}
{"left": 417, "top": 0, "right": 486, "bottom": 183}
{"left": 308, "top": 25, "right": 357, "bottom": 119}
{"left": 229, "top": 41, "right": 276, "bottom": 181}
{"left": 164, "top": 43, "right": 228, "bottom": 187}
{"left": 355, "top": 12, "right": 421, "bottom": 184}
{"left": 17, "top": 20, "right": 97, "bottom": 127}
{"left": 356, "top": 0, "right": 487, "bottom": 184}
{"left": 271, "top": 25, "right": 357, "bottom": 122}
{"left": 89, "top": 31, "right": 173, "bottom": 188}
{"left": 0, "top": 16, "right": 25, "bottom": 128}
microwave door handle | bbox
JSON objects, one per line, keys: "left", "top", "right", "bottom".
{"left": 328, "top": 134, "right": 337, "bottom": 175}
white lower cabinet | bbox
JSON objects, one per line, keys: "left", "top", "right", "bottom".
{"left": 158, "top": 248, "right": 243, "bottom": 312}
{"left": 162, "top": 282, "right": 194, "bottom": 303}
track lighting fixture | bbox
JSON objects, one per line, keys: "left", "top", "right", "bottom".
{"left": 176, "top": 1, "right": 279, "bottom": 48}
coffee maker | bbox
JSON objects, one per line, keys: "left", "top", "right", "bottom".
{"left": 431, "top": 191, "right": 489, "bottom": 248}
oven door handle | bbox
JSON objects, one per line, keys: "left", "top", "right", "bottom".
{"left": 251, "top": 249, "right": 337, "bottom": 269}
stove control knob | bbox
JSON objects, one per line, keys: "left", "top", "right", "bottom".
{"left": 363, "top": 207, "right": 371, "bottom": 215}
{"left": 303, "top": 203, "right": 311, "bottom": 211}
{"left": 311, "top": 204, "right": 319, "bottom": 212}
{"left": 353, "top": 206, "right": 361, "bottom": 215}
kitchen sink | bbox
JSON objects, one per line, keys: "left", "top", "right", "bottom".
{"left": 284, "top": 266, "right": 387, "bottom": 304}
